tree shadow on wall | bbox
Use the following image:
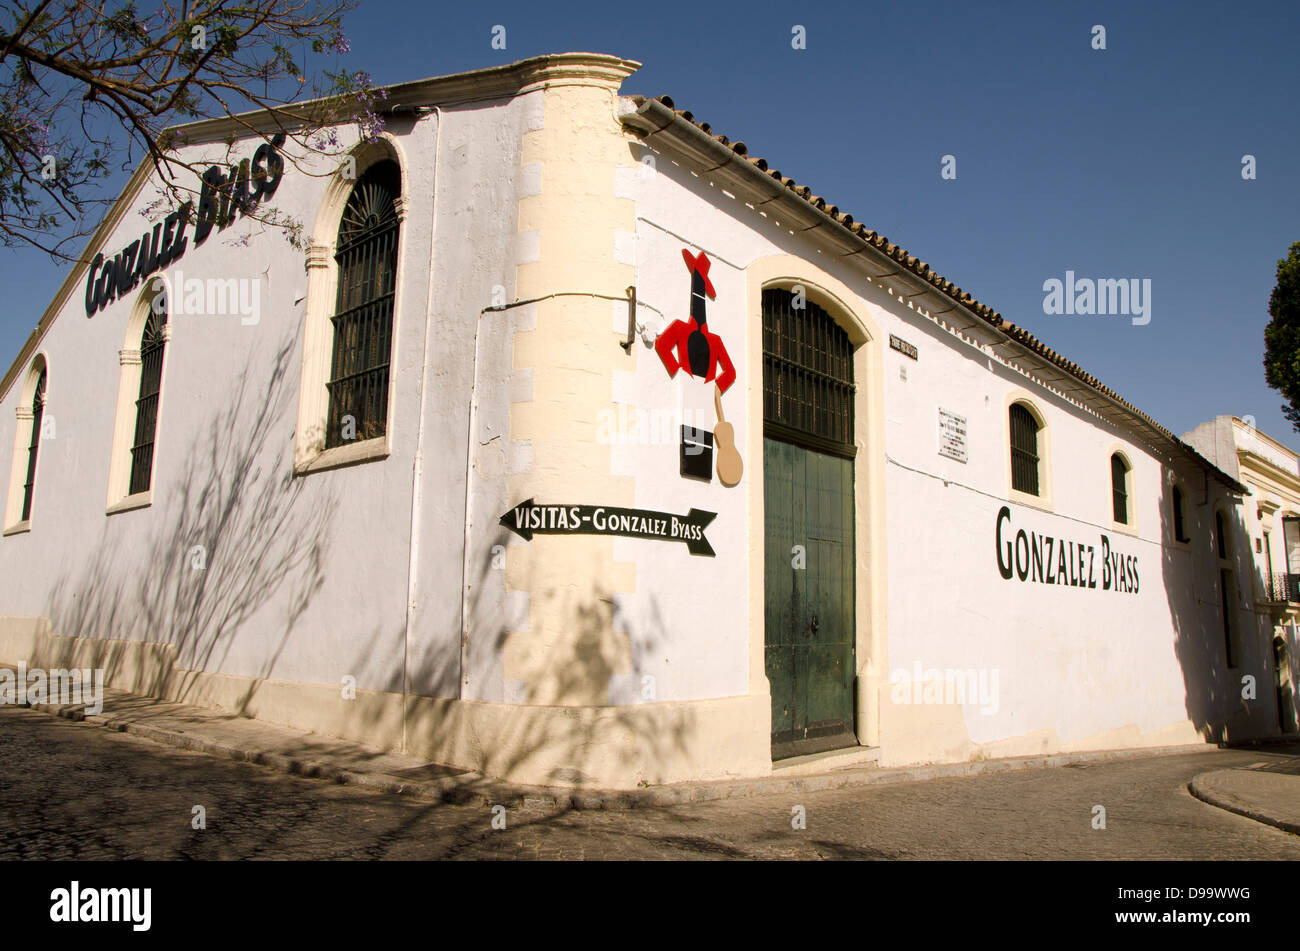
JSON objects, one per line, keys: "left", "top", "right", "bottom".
{"left": 1165, "top": 482, "right": 1274, "bottom": 745}
{"left": 42, "top": 334, "right": 336, "bottom": 712}
{"left": 390, "top": 517, "right": 701, "bottom": 793}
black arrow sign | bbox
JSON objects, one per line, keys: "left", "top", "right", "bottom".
{"left": 499, "top": 499, "right": 717, "bottom": 557}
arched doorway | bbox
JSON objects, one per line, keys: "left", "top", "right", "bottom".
{"left": 1275, "top": 634, "right": 1296, "bottom": 733}
{"left": 762, "top": 287, "right": 857, "bottom": 759}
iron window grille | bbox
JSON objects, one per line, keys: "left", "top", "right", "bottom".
{"left": 1009, "top": 403, "right": 1040, "bottom": 496}
{"left": 1172, "top": 485, "right": 1188, "bottom": 542}
{"left": 1111, "top": 454, "right": 1128, "bottom": 524}
{"left": 761, "top": 288, "right": 855, "bottom": 457}
{"left": 20, "top": 369, "right": 45, "bottom": 521}
{"left": 129, "top": 304, "right": 167, "bottom": 495}
{"left": 325, "top": 160, "right": 400, "bottom": 450}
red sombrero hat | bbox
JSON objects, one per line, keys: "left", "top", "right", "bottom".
{"left": 682, "top": 249, "right": 716, "bottom": 298}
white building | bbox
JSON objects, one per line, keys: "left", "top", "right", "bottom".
{"left": 0, "top": 53, "right": 1281, "bottom": 788}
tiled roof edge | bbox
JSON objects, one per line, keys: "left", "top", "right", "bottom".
{"left": 625, "top": 94, "right": 1248, "bottom": 495}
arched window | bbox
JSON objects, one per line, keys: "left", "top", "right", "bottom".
{"left": 106, "top": 278, "right": 169, "bottom": 512}
{"left": 293, "top": 140, "right": 407, "bottom": 474}
{"left": 1009, "top": 403, "right": 1041, "bottom": 496}
{"left": 761, "top": 287, "right": 855, "bottom": 453}
{"left": 1111, "top": 453, "right": 1130, "bottom": 524}
{"left": 4, "top": 356, "right": 47, "bottom": 532}
{"left": 129, "top": 299, "right": 167, "bottom": 494}
{"left": 1172, "top": 484, "right": 1188, "bottom": 542}
{"left": 324, "top": 159, "right": 401, "bottom": 449}
{"left": 20, "top": 367, "right": 46, "bottom": 521}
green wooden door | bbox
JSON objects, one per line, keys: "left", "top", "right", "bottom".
{"left": 765, "top": 436, "right": 856, "bottom": 758}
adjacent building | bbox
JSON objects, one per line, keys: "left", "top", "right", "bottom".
{"left": 0, "top": 53, "right": 1286, "bottom": 788}
{"left": 1184, "top": 415, "right": 1300, "bottom": 736}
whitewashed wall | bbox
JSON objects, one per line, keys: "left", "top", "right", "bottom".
{"left": 0, "top": 73, "right": 1280, "bottom": 773}
{"left": 0, "top": 94, "right": 540, "bottom": 704}
{"left": 621, "top": 137, "right": 1267, "bottom": 756}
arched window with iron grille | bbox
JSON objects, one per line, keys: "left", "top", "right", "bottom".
{"left": 1111, "top": 453, "right": 1130, "bottom": 524}
{"left": 20, "top": 368, "right": 46, "bottom": 521}
{"left": 325, "top": 159, "right": 401, "bottom": 449}
{"left": 761, "top": 288, "right": 855, "bottom": 455}
{"left": 1008, "top": 403, "right": 1040, "bottom": 496}
{"left": 128, "top": 299, "right": 167, "bottom": 495}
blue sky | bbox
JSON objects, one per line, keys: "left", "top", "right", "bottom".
{"left": 4, "top": 0, "right": 1299, "bottom": 449}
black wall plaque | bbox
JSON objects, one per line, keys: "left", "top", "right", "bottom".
{"left": 680, "top": 425, "right": 714, "bottom": 480}
{"left": 889, "top": 334, "right": 918, "bottom": 360}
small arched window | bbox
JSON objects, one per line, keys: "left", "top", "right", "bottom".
{"left": 5, "top": 356, "right": 47, "bottom": 532}
{"left": 128, "top": 296, "right": 168, "bottom": 494}
{"left": 1009, "top": 403, "right": 1040, "bottom": 496}
{"left": 1111, "top": 453, "right": 1130, "bottom": 524}
{"left": 325, "top": 159, "right": 401, "bottom": 449}
{"left": 1172, "top": 484, "right": 1188, "bottom": 542}
{"left": 20, "top": 368, "right": 46, "bottom": 522}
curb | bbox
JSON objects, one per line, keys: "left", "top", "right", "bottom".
{"left": 23, "top": 699, "right": 1220, "bottom": 810}
{"left": 1220, "top": 736, "right": 1300, "bottom": 750}
{"left": 1188, "top": 773, "right": 1300, "bottom": 836}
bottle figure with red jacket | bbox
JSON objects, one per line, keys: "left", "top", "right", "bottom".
{"left": 655, "top": 249, "right": 736, "bottom": 394}
{"left": 655, "top": 249, "right": 743, "bottom": 488}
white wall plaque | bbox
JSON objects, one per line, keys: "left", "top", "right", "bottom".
{"left": 939, "top": 407, "right": 968, "bottom": 463}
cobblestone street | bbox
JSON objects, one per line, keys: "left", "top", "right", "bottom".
{"left": 2, "top": 707, "right": 1298, "bottom": 860}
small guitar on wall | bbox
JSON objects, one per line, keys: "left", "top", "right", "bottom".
{"left": 713, "top": 383, "right": 743, "bottom": 487}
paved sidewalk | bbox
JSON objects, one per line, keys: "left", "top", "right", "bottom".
{"left": 1189, "top": 754, "right": 1300, "bottom": 835}
{"left": 11, "top": 665, "right": 1300, "bottom": 822}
